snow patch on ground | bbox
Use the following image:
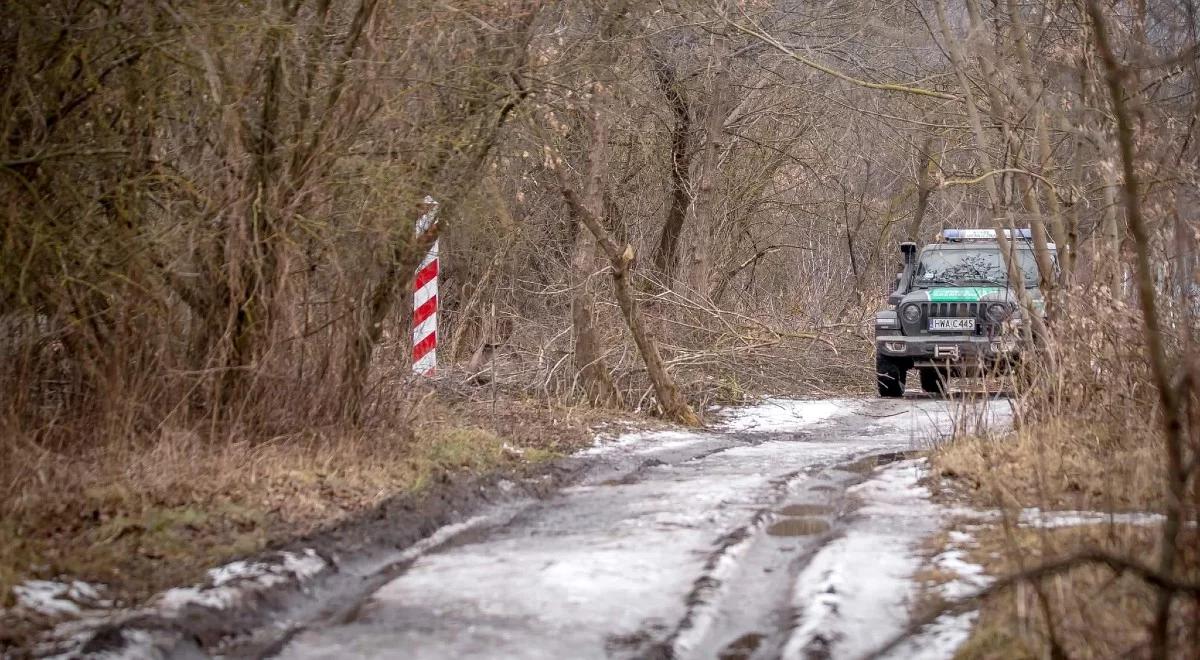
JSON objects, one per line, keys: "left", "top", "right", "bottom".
{"left": 5, "top": 549, "right": 331, "bottom": 658}
{"left": 1018, "top": 508, "right": 1165, "bottom": 528}
{"left": 886, "top": 532, "right": 993, "bottom": 659}
{"left": 881, "top": 612, "right": 979, "bottom": 660}
{"left": 11, "top": 580, "right": 110, "bottom": 617}
{"left": 583, "top": 397, "right": 858, "bottom": 456}
{"left": 582, "top": 429, "right": 708, "bottom": 456}
{"left": 790, "top": 454, "right": 1175, "bottom": 660}
{"left": 928, "top": 503, "right": 1172, "bottom": 530}
{"left": 785, "top": 527, "right": 925, "bottom": 659}
{"left": 782, "top": 459, "right": 994, "bottom": 660}
{"left": 932, "top": 547, "right": 991, "bottom": 600}
{"left": 157, "top": 549, "right": 327, "bottom": 616}
{"left": 719, "top": 398, "right": 854, "bottom": 432}
{"left": 947, "top": 530, "right": 974, "bottom": 544}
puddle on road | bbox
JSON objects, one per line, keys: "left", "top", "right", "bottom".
{"left": 718, "top": 632, "right": 765, "bottom": 660}
{"left": 600, "top": 459, "right": 667, "bottom": 486}
{"left": 778, "top": 504, "right": 834, "bottom": 517}
{"left": 600, "top": 474, "right": 639, "bottom": 486}
{"left": 766, "top": 518, "right": 830, "bottom": 537}
{"left": 842, "top": 450, "right": 922, "bottom": 475}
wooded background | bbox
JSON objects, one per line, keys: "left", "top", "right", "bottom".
{"left": 3, "top": 1, "right": 1200, "bottom": 656}
{"left": 3, "top": 0, "right": 1196, "bottom": 431}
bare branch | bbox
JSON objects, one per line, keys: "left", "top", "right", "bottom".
{"left": 726, "top": 12, "right": 959, "bottom": 101}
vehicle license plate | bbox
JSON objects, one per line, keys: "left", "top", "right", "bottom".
{"left": 930, "top": 318, "right": 975, "bottom": 331}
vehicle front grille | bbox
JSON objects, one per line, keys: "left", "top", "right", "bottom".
{"left": 921, "top": 302, "right": 979, "bottom": 320}
{"left": 901, "top": 301, "right": 986, "bottom": 336}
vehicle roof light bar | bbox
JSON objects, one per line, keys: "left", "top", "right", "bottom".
{"left": 942, "top": 228, "right": 1033, "bottom": 241}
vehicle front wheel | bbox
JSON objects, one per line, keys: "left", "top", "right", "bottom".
{"left": 876, "top": 354, "right": 907, "bottom": 398}
{"left": 919, "top": 367, "right": 947, "bottom": 395}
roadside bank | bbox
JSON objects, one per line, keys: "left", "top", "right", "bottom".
{"left": 0, "top": 389, "right": 642, "bottom": 656}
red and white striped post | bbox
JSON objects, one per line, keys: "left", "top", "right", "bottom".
{"left": 412, "top": 197, "right": 439, "bottom": 376}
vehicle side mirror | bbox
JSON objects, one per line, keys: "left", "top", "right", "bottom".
{"left": 888, "top": 274, "right": 900, "bottom": 294}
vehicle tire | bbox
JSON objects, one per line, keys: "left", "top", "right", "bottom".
{"left": 919, "top": 367, "right": 947, "bottom": 395}
{"left": 876, "top": 354, "right": 907, "bottom": 398}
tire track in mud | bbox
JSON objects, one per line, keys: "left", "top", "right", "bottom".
{"left": 629, "top": 451, "right": 922, "bottom": 660}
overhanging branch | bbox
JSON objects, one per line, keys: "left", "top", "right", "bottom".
{"left": 726, "top": 12, "right": 958, "bottom": 101}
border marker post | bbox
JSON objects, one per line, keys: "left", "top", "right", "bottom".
{"left": 412, "top": 197, "right": 439, "bottom": 375}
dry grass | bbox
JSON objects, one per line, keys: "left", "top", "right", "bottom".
{"left": 930, "top": 416, "right": 1199, "bottom": 658}
{"left": 931, "top": 415, "right": 1199, "bottom": 658}
{"left": 953, "top": 523, "right": 1199, "bottom": 659}
{"left": 933, "top": 418, "right": 1165, "bottom": 512}
{"left": 0, "top": 393, "right": 603, "bottom": 615}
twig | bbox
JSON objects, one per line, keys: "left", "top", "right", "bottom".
{"left": 866, "top": 550, "right": 1200, "bottom": 659}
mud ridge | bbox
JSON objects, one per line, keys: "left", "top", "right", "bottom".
{"left": 655, "top": 466, "right": 824, "bottom": 659}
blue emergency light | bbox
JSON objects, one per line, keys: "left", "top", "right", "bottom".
{"left": 942, "top": 228, "right": 1033, "bottom": 241}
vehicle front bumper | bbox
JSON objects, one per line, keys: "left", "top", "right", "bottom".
{"left": 875, "top": 334, "right": 1021, "bottom": 367}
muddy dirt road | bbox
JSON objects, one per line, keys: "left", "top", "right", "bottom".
{"left": 277, "top": 396, "right": 1009, "bottom": 660}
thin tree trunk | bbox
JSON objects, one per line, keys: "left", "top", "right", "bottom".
{"left": 685, "top": 30, "right": 732, "bottom": 295}
{"left": 651, "top": 53, "right": 693, "bottom": 281}
{"left": 1087, "top": 5, "right": 1188, "bottom": 658}
{"left": 1021, "top": 180, "right": 1056, "bottom": 293}
{"left": 1005, "top": 0, "right": 1071, "bottom": 284}
{"left": 1036, "top": 110, "right": 1071, "bottom": 278}
{"left": 224, "top": 11, "right": 294, "bottom": 403}
{"left": 571, "top": 294, "right": 621, "bottom": 407}
{"left": 554, "top": 117, "right": 699, "bottom": 427}
{"left": 567, "top": 197, "right": 622, "bottom": 408}
{"left": 908, "top": 137, "right": 937, "bottom": 242}
{"left": 566, "top": 101, "right": 623, "bottom": 409}
{"left": 936, "top": 0, "right": 1047, "bottom": 343}
{"left": 565, "top": 193, "right": 699, "bottom": 426}
{"left": 1103, "top": 176, "right": 1125, "bottom": 298}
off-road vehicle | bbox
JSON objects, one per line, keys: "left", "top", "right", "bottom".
{"left": 874, "top": 229, "right": 1055, "bottom": 397}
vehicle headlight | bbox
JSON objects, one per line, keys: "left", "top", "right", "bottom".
{"left": 985, "top": 303, "right": 1010, "bottom": 322}
{"left": 902, "top": 304, "right": 921, "bottom": 323}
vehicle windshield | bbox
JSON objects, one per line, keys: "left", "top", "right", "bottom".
{"left": 914, "top": 247, "right": 1043, "bottom": 288}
